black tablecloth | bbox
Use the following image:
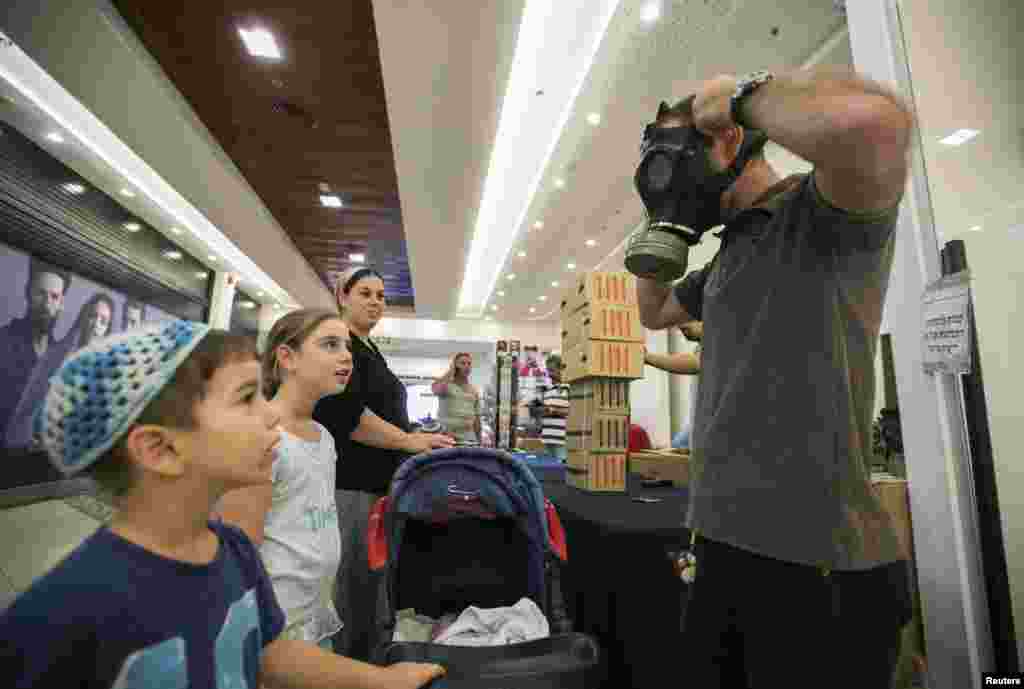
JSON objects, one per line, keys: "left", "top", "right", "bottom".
{"left": 543, "top": 474, "right": 690, "bottom": 689}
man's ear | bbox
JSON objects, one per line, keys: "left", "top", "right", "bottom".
{"left": 122, "top": 425, "right": 186, "bottom": 479}
{"left": 716, "top": 125, "right": 745, "bottom": 168}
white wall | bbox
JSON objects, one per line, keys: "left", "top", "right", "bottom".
{"left": 630, "top": 329, "right": 672, "bottom": 448}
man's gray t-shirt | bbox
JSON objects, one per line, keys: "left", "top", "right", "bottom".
{"left": 674, "top": 173, "right": 903, "bottom": 570}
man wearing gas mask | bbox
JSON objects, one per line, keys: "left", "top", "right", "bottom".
{"left": 630, "top": 69, "right": 914, "bottom": 686}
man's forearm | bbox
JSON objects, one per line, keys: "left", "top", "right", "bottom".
{"left": 637, "top": 278, "right": 676, "bottom": 330}
{"left": 261, "top": 639, "right": 386, "bottom": 689}
{"left": 350, "top": 409, "right": 413, "bottom": 452}
{"left": 741, "top": 67, "right": 911, "bottom": 171}
{"left": 645, "top": 351, "right": 700, "bottom": 375}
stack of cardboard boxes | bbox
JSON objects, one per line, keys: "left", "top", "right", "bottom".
{"left": 559, "top": 271, "right": 645, "bottom": 492}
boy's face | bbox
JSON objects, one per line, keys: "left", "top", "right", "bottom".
{"left": 176, "top": 358, "right": 281, "bottom": 490}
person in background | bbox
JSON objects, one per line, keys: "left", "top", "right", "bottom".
{"left": 69, "top": 293, "right": 115, "bottom": 350}
{"left": 643, "top": 321, "right": 703, "bottom": 452}
{"left": 0, "top": 258, "right": 70, "bottom": 439}
{"left": 313, "top": 266, "right": 453, "bottom": 660}
{"left": 432, "top": 352, "right": 481, "bottom": 444}
{"left": 628, "top": 423, "right": 653, "bottom": 453}
{"left": 634, "top": 67, "right": 913, "bottom": 684}
{"left": 218, "top": 309, "right": 352, "bottom": 651}
{"left": 122, "top": 299, "right": 144, "bottom": 331}
{"left": 0, "top": 320, "right": 444, "bottom": 689}
{"left": 540, "top": 353, "right": 568, "bottom": 460}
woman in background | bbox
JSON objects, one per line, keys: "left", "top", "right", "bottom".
{"left": 432, "top": 352, "right": 481, "bottom": 444}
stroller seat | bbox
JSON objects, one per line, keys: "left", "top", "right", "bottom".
{"left": 368, "top": 447, "right": 603, "bottom": 688}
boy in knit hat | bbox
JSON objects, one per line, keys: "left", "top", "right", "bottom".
{"left": 0, "top": 320, "right": 443, "bottom": 689}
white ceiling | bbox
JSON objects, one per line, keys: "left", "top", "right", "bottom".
{"left": 376, "top": 0, "right": 849, "bottom": 322}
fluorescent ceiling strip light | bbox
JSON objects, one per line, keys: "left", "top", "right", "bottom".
{"left": 939, "top": 128, "right": 979, "bottom": 146}
{"left": 238, "top": 28, "right": 282, "bottom": 60}
{"left": 0, "top": 35, "right": 297, "bottom": 307}
{"left": 458, "top": 0, "right": 622, "bottom": 317}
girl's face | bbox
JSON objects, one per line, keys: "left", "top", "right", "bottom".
{"left": 455, "top": 355, "right": 472, "bottom": 377}
{"left": 280, "top": 319, "right": 353, "bottom": 399}
{"left": 88, "top": 302, "right": 112, "bottom": 340}
{"left": 341, "top": 276, "right": 386, "bottom": 333}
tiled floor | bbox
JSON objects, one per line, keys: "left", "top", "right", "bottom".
{"left": 0, "top": 498, "right": 102, "bottom": 611}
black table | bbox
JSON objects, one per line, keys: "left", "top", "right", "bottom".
{"left": 542, "top": 474, "right": 690, "bottom": 689}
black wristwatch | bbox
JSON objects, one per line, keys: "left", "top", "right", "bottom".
{"left": 730, "top": 70, "right": 774, "bottom": 129}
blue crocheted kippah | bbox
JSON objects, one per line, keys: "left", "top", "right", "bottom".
{"left": 34, "top": 319, "right": 212, "bottom": 476}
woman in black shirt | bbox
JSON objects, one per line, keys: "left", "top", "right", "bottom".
{"left": 313, "top": 266, "right": 452, "bottom": 660}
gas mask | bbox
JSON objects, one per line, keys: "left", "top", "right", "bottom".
{"left": 625, "top": 101, "right": 767, "bottom": 282}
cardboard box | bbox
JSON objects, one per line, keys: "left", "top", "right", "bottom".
{"left": 560, "top": 271, "right": 638, "bottom": 317}
{"left": 566, "top": 450, "right": 627, "bottom": 492}
{"left": 568, "top": 379, "right": 630, "bottom": 416}
{"left": 872, "top": 477, "right": 913, "bottom": 561}
{"left": 630, "top": 450, "right": 690, "bottom": 487}
{"left": 517, "top": 437, "right": 547, "bottom": 453}
{"left": 561, "top": 303, "right": 644, "bottom": 351}
{"left": 566, "top": 413, "right": 630, "bottom": 452}
{"left": 563, "top": 340, "right": 645, "bottom": 382}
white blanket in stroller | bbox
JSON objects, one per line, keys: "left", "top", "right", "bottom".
{"left": 394, "top": 598, "right": 549, "bottom": 647}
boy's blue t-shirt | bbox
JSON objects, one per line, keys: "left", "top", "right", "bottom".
{"left": 0, "top": 520, "right": 285, "bottom": 688}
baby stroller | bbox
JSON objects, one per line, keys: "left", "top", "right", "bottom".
{"left": 368, "top": 447, "right": 602, "bottom": 688}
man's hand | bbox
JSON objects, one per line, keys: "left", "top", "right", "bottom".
{"left": 404, "top": 432, "right": 454, "bottom": 454}
{"left": 380, "top": 662, "right": 446, "bottom": 689}
{"left": 680, "top": 321, "right": 703, "bottom": 342}
{"left": 692, "top": 75, "right": 739, "bottom": 136}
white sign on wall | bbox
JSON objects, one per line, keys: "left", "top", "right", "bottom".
{"left": 921, "top": 271, "right": 973, "bottom": 375}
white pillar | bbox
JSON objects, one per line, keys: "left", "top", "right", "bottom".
{"left": 208, "top": 271, "right": 238, "bottom": 330}
{"left": 846, "top": 1, "right": 993, "bottom": 684}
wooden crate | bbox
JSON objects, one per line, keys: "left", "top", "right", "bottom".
{"left": 568, "top": 379, "right": 630, "bottom": 415}
{"left": 630, "top": 450, "right": 690, "bottom": 487}
{"left": 566, "top": 413, "right": 630, "bottom": 452}
{"left": 560, "top": 271, "right": 638, "bottom": 317}
{"left": 561, "top": 302, "right": 644, "bottom": 351}
{"left": 566, "top": 450, "right": 627, "bottom": 492}
{"left": 563, "top": 340, "right": 645, "bottom": 382}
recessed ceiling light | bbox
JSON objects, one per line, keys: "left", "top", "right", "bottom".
{"left": 320, "top": 194, "right": 343, "bottom": 208}
{"left": 256, "top": 291, "right": 264, "bottom": 297}
{"left": 170, "top": 226, "right": 183, "bottom": 235}
{"left": 554, "top": 178, "right": 565, "bottom": 189}
{"left": 120, "top": 187, "right": 136, "bottom": 198}
{"left": 538, "top": 295, "right": 548, "bottom": 302}
{"left": 533, "top": 221, "right": 544, "bottom": 230}
{"left": 586, "top": 112, "right": 601, "bottom": 126}
{"left": 507, "top": 274, "right": 516, "bottom": 280}
{"left": 162, "top": 250, "right": 183, "bottom": 261}
{"left": 349, "top": 253, "right": 365, "bottom": 263}
{"left": 497, "top": 290, "right": 506, "bottom": 297}
{"left": 567, "top": 262, "right": 576, "bottom": 270}
{"left": 551, "top": 281, "right": 560, "bottom": 288}
{"left": 61, "top": 182, "right": 85, "bottom": 195}
{"left": 969, "top": 225, "right": 983, "bottom": 232}
{"left": 45, "top": 132, "right": 64, "bottom": 143}
{"left": 585, "top": 239, "right": 597, "bottom": 247}
{"left": 517, "top": 251, "right": 527, "bottom": 258}
{"left": 490, "top": 304, "right": 498, "bottom": 311}
{"left": 195, "top": 271, "right": 209, "bottom": 279}
{"left": 240, "top": 300, "right": 256, "bottom": 309}
{"left": 640, "top": 1, "right": 661, "bottom": 23}
{"left": 208, "top": 254, "right": 218, "bottom": 262}
{"left": 939, "top": 129, "right": 979, "bottom": 146}
{"left": 123, "top": 222, "right": 141, "bottom": 232}
{"left": 238, "top": 27, "right": 282, "bottom": 60}
{"left": 529, "top": 307, "right": 537, "bottom": 314}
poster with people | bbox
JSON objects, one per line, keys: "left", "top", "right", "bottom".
{"left": 0, "top": 242, "right": 173, "bottom": 452}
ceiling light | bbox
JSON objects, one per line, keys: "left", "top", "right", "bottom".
{"left": 349, "top": 253, "right": 365, "bottom": 263}
{"left": 170, "top": 226, "right": 183, "bottom": 235}
{"left": 529, "top": 307, "right": 537, "bottom": 314}
{"left": 162, "top": 250, "right": 183, "bottom": 261}
{"left": 273, "top": 303, "right": 282, "bottom": 310}
{"left": 208, "top": 254, "right": 218, "bottom": 262}
{"left": 586, "top": 112, "right": 601, "bottom": 126}
{"left": 123, "top": 222, "right": 141, "bottom": 232}
{"left": 939, "top": 129, "right": 979, "bottom": 146}
{"left": 497, "top": 290, "right": 506, "bottom": 297}
{"left": 238, "top": 27, "right": 282, "bottom": 60}
{"left": 641, "top": 1, "right": 661, "bottom": 23}
{"left": 585, "top": 239, "right": 597, "bottom": 247}
{"left": 969, "top": 225, "right": 983, "bottom": 232}
{"left": 567, "top": 262, "right": 576, "bottom": 270}
{"left": 490, "top": 304, "right": 498, "bottom": 311}
{"left": 538, "top": 295, "right": 548, "bottom": 302}
{"left": 551, "top": 281, "right": 560, "bottom": 287}
{"left": 120, "top": 187, "right": 136, "bottom": 198}
{"left": 533, "top": 221, "right": 544, "bottom": 230}
{"left": 61, "top": 182, "right": 85, "bottom": 195}
{"left": 320, "top": 194, "right": 343, "bottom": 208}
{"left": 240, "top": 300, "right": 256, "bottom": 309}
{"left": 45, "top": 132, "right": 64, "bottom": 143}
{"left": 484, "top": 315, "right": 493, "bottom": 321}
{"left": 517, "top": 250, "right": 527, "bottom": 258}
{"left": 554, "top": 177, "right": 565, "bottom": 189}
{"left": 195, "top": 271, "right": 209, "bottom": 279}
{"left": 256, "top": 291, "right": 264, "bottom": 297}
{"left": 507, "top": 274, "right": 516, "bottom": 280}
